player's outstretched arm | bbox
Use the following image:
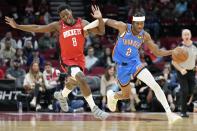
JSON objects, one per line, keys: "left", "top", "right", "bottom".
{"left": 82, "top": 5, "right": 105, "bottom": 35}
{"left": 105, "top": 19, "right": 127, "bottom": 34}
{"left": 83, "top": 18, "right": 127, "bottom": 36}
{"left": 5, "top": 16, "right": 58, "bottom": 33}
{"left": 144, "top": 31, "right": 172, "bottom": 56}
{"left": 91, "top": 5, "right": 105, "bottom": 35}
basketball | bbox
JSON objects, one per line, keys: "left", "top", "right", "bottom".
{"left": 172, "top": 47, "right": 188, "bottom": 63}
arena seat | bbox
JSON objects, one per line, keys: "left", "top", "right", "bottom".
{"left": 89, "top": 66, "right": 105, "bottom": 76}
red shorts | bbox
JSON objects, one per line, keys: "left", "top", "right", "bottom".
{"left": 60, "top": 55, "right": 85, "bottom": 73}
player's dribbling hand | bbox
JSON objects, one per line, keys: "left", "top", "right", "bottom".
{"left": 91, "top": 5, "right": 102, "bottom": 19}
{"left": 180, "top": 69, "right": 187, "bottom": 75}
{"left": 5, "top": 16, "right": 18, "bottom": 28}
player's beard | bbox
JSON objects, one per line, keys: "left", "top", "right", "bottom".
{"left": 132, "top": 28, "right": 141, "bottom": 35}
{"left": 64, "top": 16, "right": 75, "bottom": 25}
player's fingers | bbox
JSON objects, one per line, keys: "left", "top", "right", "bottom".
{"left": 5, "top": 17, "right": 9, "bottom": 22}
{"left": 5, "top": 16, "right": 10, "bottom": 19}
{"left": 91, "top": 13, "right": 94, "bottom": 17}
{"left": 91, "top": 5, "right": 95, "bottom": 12}
{"left": 5, "top": 22, "right": 10, "bottom": 25}
{"left": 95, "top": 5, "right": 99, "bottom": 10}
{"left": 93, "top": 4, "right": 98, "bottom": 11}
{"left": 5, "top": 16, "right": 12, "bottom": 21}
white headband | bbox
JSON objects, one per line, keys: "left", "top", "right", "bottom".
{"left": 133, "top": 16, "right": 145, "bottom": 21}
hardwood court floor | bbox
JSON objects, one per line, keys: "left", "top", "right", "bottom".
{"left": 0, "top": 112, "right": 197, "bottom": 131}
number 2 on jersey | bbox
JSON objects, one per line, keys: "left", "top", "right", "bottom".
{"left": 72, "top": 37, "right": 77, "bottom": 46}
{"left": 126, "top": 48, "right": 132, "bottom": 56}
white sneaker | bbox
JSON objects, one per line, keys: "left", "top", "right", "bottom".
{"left": 54, "top": 91, "right": 69, "bottom": 112}
{"left": 92, "top": 106, "right": 109, "bottom": 120}
{"left": 36, "top": 104, "right": 41, "bottom": 111}
{"left": 167, "top": 112, "right": 182, "bottom": 124}
{"left": 48, "top": 104, "right": 53, "bottom": 110}
{"left": 30, "top": 97, "right": 36, "bottom": 107}
{"left": 107, "top": 90, "right": 118, "bottom": 112}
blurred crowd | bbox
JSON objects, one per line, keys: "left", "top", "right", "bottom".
{"left": 0, "top": 0, "right": 196, "bottom": 113}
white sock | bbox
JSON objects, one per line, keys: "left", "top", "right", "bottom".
{"left": 61, "top": 87, "right": 72, "bottom": 98}
{"left": 84, "top": 94, "right": 96, "bottom": 110}
{"left": 137, "top": 68, "right": 172, "bottom": 114}
{"left": 107, "top": 90, "right": 114, "bottom": 98}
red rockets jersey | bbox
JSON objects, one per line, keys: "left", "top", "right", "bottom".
{"left": 59, "top": 18, "right": 85, "bottom": 66}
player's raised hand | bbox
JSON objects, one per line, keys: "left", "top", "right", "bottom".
{"left": 91, "top": 5, "right": 102, "bottom": 19}
{"left": 5, "top": 16, "right": 18, "bottom": 28}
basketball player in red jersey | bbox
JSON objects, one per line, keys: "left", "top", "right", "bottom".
{"left": 5, "top": 4, "right": 109, "bottom": 120}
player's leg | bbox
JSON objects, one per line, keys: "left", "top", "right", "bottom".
{"left": 107, "top": 83, "right": 132, "bottom": 112}
{"left": 136, "top": 68, "right": 181, "bottom": 123}
{"left": 54, "top": 77, "right": 78, "bottom": 112}
{"left": 54, "top": 64, "right": 79, "bottom": 112}
{"left": 74, "top": 68, "right": 109, "bottom": 120}
{"left": 61, "top": 77, "right": 78, "bottom": 97}
{"left": 114, "top": 84, "right": 131, "bottom": 100}
{"left": 55, "top": 66, "right": 108, "bottom": 119}
{"left": 107, "top": 64, "right": 132, "bottom": 112}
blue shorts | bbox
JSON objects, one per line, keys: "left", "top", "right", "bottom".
{"left": 116, "top": 61, "right": 144, "bottom": 86}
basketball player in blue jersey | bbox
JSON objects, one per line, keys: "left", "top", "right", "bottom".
{"left": 102, "top": 12, "right": 182, "bottom": 124}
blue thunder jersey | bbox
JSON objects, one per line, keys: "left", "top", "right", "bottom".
{"left": 112, "top": 24, "right": 145, "bottom": 64}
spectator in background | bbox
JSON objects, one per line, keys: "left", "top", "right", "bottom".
{"left": 173, "top": 0, "right": 188, "bottom": 18}
{"left": 160, "top": 0, "right": 170, "bottom": 4}
{"left": 160, "top": 2, "right": 175, "bottom": 20}
{"left": 36, "top": 0, "right": 51, "bottom": 24}
{"left": 1, "top": 31, "right": 17, "bottom": 49}
{"left": 102, "top": 0, "right": 118, "bottom": 19}
{"left": 27, "top": 49, "right": 45, "bottom": 71}
{"left": 163, "top": 63, "right": 179, "bottom": 91}
{"left": 17, "top": 32, "right": 38, "bottom": 49}
{"left": 144, "top": 7, "right": 160, "bottom": 40}
{"left": 43, "top": 61, "right": 60, "bottom": 110}
{"left": 139, "top": 47, "right": 152, "bottom": 66}
{"left": 38, "top": 0, "right": 50, "bottom": 14}
{"left": 50, "top": 32, "right": 58, "bottom": 48}
{"left": 1, "top": 38, "right": 16, "bottom": 66}
{"left": 188, "top": 0, "right": 197, "bottom": 20}
{"left": 85, "top": 46, "right": 98, "bottom": 71}
{"left": 100, "top": 47, "right": 114, "bottom": 67}
{"left": 6, "top": 59, "right": 26, "bottom": 88}
{"left": 0, "top": 50, "right": 4, "bottom": 66}
{"left": 100, "top": 65, "right": 119, "bottom": 110}
{"left": 91, "top": 36, "right": 103, "bottom": 58}
{"left": 25, "top": 0, "right": 34, "bottom": 14}
{"left": 23, "top": 40, "right": 34, "bottom": 58}
{"left": 38, "top": 33, "right": 54, "bottom": 50}
{"left": 0, "top": 68, "right": 5, "bottom": 79}
{"left": 10, "top": 6, "right": 20, "bottom": 22}
{"left": 12, "top": 48, "right": 27, "bottom": 66}
{"left": 84, "top": 35, "right": 93, "bottom": 50}
{"left": 147, "top": 75, "right": 176, "bottom": 112}
{"left": 23, "top": 0, "right": 35, "bottom": 24}
{"left": 23, "top": 60, "right": 45, "bottom": 111}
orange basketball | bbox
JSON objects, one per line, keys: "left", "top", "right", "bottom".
{"left": 172, "top": 47, "right": 188, "bottom": 63}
